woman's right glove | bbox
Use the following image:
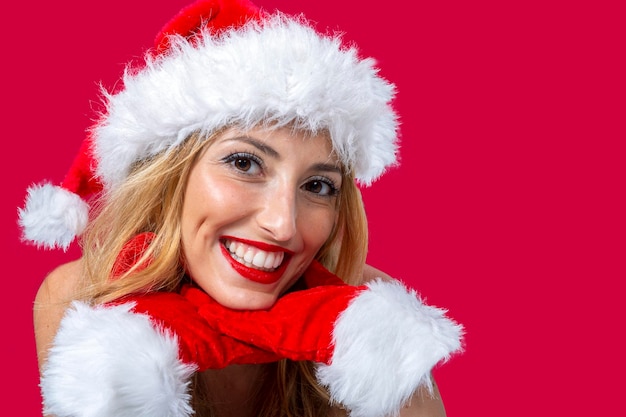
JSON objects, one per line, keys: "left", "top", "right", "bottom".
{"left": 40, "top": 289, "right": 281, "bottom": 417}
{"left": 41, "top": 231, "right": 282, "bottom": 417}
{"left": 185, "top": 260, "right": 464, "bottom": 417}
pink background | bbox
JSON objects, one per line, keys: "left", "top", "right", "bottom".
{"left": 3, "top": 0, "right": 624, "bottom": 415}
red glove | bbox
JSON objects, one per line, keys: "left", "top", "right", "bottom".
{"left": 185, "top": 260, "right": 464, "bottom": 417}
{"left": 40, "top": 235, "right": 281, "bottom": 417}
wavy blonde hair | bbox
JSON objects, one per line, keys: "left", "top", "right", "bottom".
{"left": 78, "top": 127, "right": 369, "bottom": 417}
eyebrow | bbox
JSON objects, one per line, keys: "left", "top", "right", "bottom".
{"left": 224, "top": 136, "right": 343, "bottom": 175}
{"left": 225, "top": 136, "right": 279, "bottom": 158}
{"left": 311, "top": 162, "right": 343, "bottom": 175}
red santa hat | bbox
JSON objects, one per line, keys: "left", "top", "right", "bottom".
{"left": 18, "top": 0, "right": 399, "bottom": 250}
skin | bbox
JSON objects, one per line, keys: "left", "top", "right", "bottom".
{"left": 181, "top": 127, "right": 342, "bottom": 310}
{"left": 33, "top": 127, "right": 448, "bottom": 417}
{"left": 34, "top": 261, "right": 447, "bottom": 417}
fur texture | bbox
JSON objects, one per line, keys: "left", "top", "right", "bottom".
{"left": 18, "top": 183, "right": 89, "bottom": 250}
{"left": 94, "top": 14, "right": 398, "bottom": 190}
{"left": 41, "top": 301, "right": 196, "bottom": 417}
{"left": 18, "top": 9, "right": 399, "bottom": 250}
{"left": 316, "top": 279, "right": 464, "bottom": 417}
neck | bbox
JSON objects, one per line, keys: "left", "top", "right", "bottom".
{"left": 199, "top": 363, "right": 270, "bottom": 417}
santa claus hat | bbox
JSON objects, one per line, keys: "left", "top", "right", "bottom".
{"left": 18, "top": 0, "right": 399, "bottom": 250}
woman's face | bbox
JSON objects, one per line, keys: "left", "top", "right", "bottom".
{"left": 181, "top": 126, "right": 342, "bottom": 310}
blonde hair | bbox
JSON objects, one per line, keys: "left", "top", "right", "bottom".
{"left": 78, "top": 127, "right": 369, "bottom": 416}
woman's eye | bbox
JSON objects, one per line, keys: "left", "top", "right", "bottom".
{"left": 304, "top": 178, "right": 339, "bottom": 197}
{"left": 234, "top": 158, "right": 252, "bottom": 171}
{"left": 224, "top": 153, "right": 262, "bottom": 175}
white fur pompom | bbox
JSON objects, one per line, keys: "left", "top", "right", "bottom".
{"left": 41, "top": 301, "right": 196, "bottom": 417}
{"left": 316, "top": 279, "right": 464, "bottom": 417}
{"left": 18, "top": 183, "right": 89, "bottom": 250}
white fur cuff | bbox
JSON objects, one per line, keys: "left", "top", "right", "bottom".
{"left": 316, "top": 279, "right": 464, "bottom": 417}
{"left": 41, "top": 301, "right": 196, "bottom": 417}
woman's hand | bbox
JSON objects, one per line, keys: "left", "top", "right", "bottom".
{"left": 191, "top": 260, "right": 463, "bottom": 417}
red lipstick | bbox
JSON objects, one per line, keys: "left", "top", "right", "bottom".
{"left": 220, "top": 238, "right": 291, "bottom": 285}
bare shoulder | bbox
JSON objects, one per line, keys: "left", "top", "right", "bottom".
{"left": 362, "top": 263, "right": 394, "bottom": 283}
{"left": 327, "top": 382, "right": 447, "bottom": 417}
{"left": 398, "top": 381, "right": 448, "bottom": 417}
{"left": 35, "top": 259, "right": 83, "bottom": 303}
{"left": 34, "top": 259, "right": 83, "bottom": 370}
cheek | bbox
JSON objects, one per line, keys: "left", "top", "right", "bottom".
{"left": 180, "top": 173, "right": 230, "bottom": 258}
{"left": 301, "top": 208, "right": 337, "bottom": 249}
{"left": 182, "top": 173, "right": 242, "bottom": 227}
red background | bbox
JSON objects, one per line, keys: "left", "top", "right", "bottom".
{"left": 3, "top": 0, "right": 624, "bottom": 415}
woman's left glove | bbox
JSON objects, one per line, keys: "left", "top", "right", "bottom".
{"left": 40, "top": 291, "right": 281, "bottom": 417}
{"left": 186, "top": 260, "right": 464, "bottom": 417}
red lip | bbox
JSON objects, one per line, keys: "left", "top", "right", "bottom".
{"left": 222, "top": 236, "right": 294, "bottom": 254}
{"left": 220, "top": 239, "right": 291, "bottom": 285}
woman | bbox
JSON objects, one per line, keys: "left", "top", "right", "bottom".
{"left": 21, "top": 1, "right": 463, "bottom": 416}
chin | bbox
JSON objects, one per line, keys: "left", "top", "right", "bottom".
{"left": 212, "top": 289, "right": 278, "bottom": 311}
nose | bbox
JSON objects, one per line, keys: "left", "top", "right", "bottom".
{"left": 256, "top": 183, "right": 297, "bottom": 242}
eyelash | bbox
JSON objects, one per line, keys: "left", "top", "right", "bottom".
{"left": 223, "top": 152, "right": 264, "bottom": 174}
{"left": 307, "top": 176, "right": 340, "bottom": 197}
{"left": 221, "top": 152, "right": 340, "bottom": 197}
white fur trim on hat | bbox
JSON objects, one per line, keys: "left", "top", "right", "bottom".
{"left": 41, "top": 301, "right": 196, "bottom": 417}
{"left": 18, "top": 183, "right": 89, "bottom": 251}
{"left": 316, "top": 279, "right": 464, "bottom": 417}
{"left": 94, "top": 14, "right": 398, "bottom": 189}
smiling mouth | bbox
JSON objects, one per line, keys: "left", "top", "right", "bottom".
{"left": 222, "top": 238, "right": 285, "bottom": 272}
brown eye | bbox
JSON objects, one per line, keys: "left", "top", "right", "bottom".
{"left": 306, "top": 180, "right": 324, "bottom": 193}
{"left": 224, "top": 152, "right": 263, "bottom": 175}
{"left": 303, "top": 178, "right": 339, "bottom": 197}
{"left": 234, "top": 158, "right": 252, "bottom": 171}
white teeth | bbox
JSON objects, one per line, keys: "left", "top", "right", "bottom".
{"left": 275, "top": 253, "right": 284, "bottom": 268}
{"left": 263, "top": 252, "right": 276, "bottom": 269}
{"left": 224, "top": 239, "right": 285, "bottom": 271}
{"left": 252, "top": 252, "right": 266, "bottom": 268}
